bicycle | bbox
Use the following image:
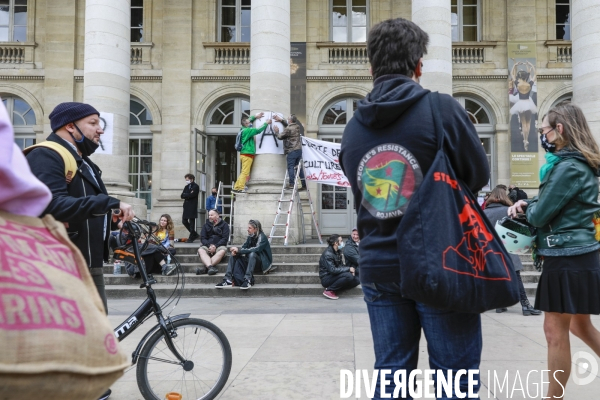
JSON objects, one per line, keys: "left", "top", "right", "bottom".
{"left": 111, "top": 218, "right": 232, "bottom": 400}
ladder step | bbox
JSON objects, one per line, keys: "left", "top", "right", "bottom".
{"left": 270, "top": 235, "right": 285, "bottom": 238}
{"left": 273, "top": 224, "right": 287, "bottom": 226}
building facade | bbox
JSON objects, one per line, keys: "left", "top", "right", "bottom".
{"left": 5, "top": 0, "right": 599, "bottom": 241}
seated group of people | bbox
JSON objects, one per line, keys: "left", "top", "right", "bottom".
{"left": 319, "top": 229, "right": 361, "bottom": 300}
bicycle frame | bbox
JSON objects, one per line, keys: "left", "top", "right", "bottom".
{"left": 112, "top": 220, "right": 189, "bottom": 366}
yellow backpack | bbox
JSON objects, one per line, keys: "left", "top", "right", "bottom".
{"left": 24, "top": 141, "right": 78, "bottom": 183}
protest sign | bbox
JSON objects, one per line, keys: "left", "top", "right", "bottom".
{"left": 301, "top": 137, "right": 350, "bottom": 187}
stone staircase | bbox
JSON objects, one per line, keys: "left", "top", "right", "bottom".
{"left": 103, "top": 244, "right": 540, "bottom": 299}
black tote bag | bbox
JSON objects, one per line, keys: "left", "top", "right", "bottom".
{"left": 396, "top": 93, "right": 520, "bottom": 313}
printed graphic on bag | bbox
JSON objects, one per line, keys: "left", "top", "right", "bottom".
{"left": 357, "top": 143, "right": 423, "bottom": 219}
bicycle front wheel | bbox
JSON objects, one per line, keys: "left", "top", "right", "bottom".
{"left": 136, "top": 318, "right": 232, "bottom": 400}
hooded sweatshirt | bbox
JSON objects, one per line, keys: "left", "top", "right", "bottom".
{"left": 340, "top": 75, "right": 489, "bottom": 283}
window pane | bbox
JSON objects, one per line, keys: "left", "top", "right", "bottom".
{"left": 131, "top": 8, "right": 143, "bottom": 28}
{"left": 23, "top": 109, "right": 35, "bottom": 125}
{"left": 129, "top": 156, "right": 139, "bottom": 173}
{"left": 129, "top": 175, "right": 139, "bottom": 190}
{"left": 138, "top": 192, "right": 151, "bottom": 210}
{"left": 131, "top": 28, "right": 143, "bottom": 42}
{"left": 140, "top": 174, "right": 151, "bottom": 190}
{"left": 241, "top": 9, "right": 251, "bottom": 26}
{"left": 141, "top": 108, "right": 152, "bottom": 125}
{"left": 15, "top": 0, "right": 27, "bottom": 5}
{"left": 241, "top": 99, "right": 250, "bottom": 117}
{"left": 130, "top": 112, "right": 140, "bottom": 125}
{"left": 556, "top": 4, "right": 570, "bottom": 23}
{"left": 0, "top": 7, "right": 8, "bottom": 26}
{"left": 333, "top": 0, "right": 345, "bottom": 6}
{"left": 352, "top": 0, "right": 366, "bottom": 6}
{"left": 241, "top": 27, "right": 250, "bottom": 42}
{"left": 140, "top": 139, "right": 152, "bottom": 155}
{"left": 334, "top": 112, "right": 347, "bottom": 124}
{"left": 14, "top": 7, "right": 27, "bottom": 25}
{"left": 463, "top": 6, "right": 477, "bottom": 25}
{"left": 557, "top": 24, "right": 570, "bottom": 41}
{"left": 221, "top": 7, "right": 236, "bottom": 26}
{"left": 335, "top": 192, "right": 347, "bottom": 209}
{"left": 322, "top": 184, "right": 334, "bottom": 191}
{"left": 12, "top": 113, "right": 25, "bottom": 125}
{"left": 351, "top": 27, "right": 366, "bottom": 42}
{"left": 222, "top": 0, "right": 235, "bottom": 5}
{"left": 242, "top": 0, "right": 250, "bottom": 5}
{"left": 332, "top": 27, "right": 347, "bottom": 42}
{"left": 14, "top": 138, "right": 24, "bottom": 150}
{"left": 129, "top": 140, "right": 139, "bottom": 156}
{"left": 463, "top": 26, "right": 477, "bottom": 41}
{"left": 131, "top": 0, "right": 143, "bottom": 6}
{"left": 221, "top": 27, "right": 235, "bottom": 42}
{"left": 463, "top": 0, "right": 477, "bottom": 5}
{"left": 13, "top": 99, "right": 29, "bottom": 115}
{"left": 451, "top": 0, "right": 457, "bottom": 5}
{"left": 332, "top": 7, "right": 347, "bottom": 27}
{"left": 130, "top": 100, "right": 144, "bottom": 115}
{"left": 13, "top": 26, "right": 26, "bottom": 42}
{"left": 352, "top": 7, "right": 366, "bottom": 26}
{"left": 475, "top": 109, "right": 490, "bottom": 124}
{"left": 322, "top": 110, "right": 338, "bottom": 125}
{"left": 222, "top": 113, "right": 233, "bottom": 125}
{"left": 322, "top": 193, "right": 334, "bottom": 209}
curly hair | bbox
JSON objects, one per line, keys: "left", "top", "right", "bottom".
{"left": 159, "top": 214, "right": 174, "bottom": 232}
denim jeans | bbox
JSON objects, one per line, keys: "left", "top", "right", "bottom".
{"left": 287, "top": 149, "right": 305, "bottom": 186}
{"left": 224, "top": 253, "right": 262, "bottom": 282}
{"left": 362, "top": 282, "right": 482, "bottom": 400}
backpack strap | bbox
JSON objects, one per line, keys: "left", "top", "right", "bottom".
{"left": 24, "top": 141, "right": 78, "bottom": 183}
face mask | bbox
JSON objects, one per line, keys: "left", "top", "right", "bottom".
{"left": 212, "top": 192, "right": 217, "bottom": 196}
{"left": 186, "top": 180, "right": 191, "bottom": 184}
{"left": 540, "top": 133, "right": 557, "bottom": 153}
{"left": 70, "top": 123, "right": 99, "bottom": 157}
{"left": 338, "top": 242, "right": 345, "bottom": 249}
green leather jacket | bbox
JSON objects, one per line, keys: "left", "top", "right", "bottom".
{"left": 525, "top": 150, "right": 600, "bottom": 256}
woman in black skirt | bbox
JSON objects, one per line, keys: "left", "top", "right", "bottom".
{"left": 509, "top": 102, "right": 600, "bottom": 398}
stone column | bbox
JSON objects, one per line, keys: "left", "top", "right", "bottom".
{"left": 84, "top": 0, "right": 143, "bottom": 212}
{"left": 412, "top": 0, "right": 452, "bottom": 95}
{"left": 572, "top": 0, "right": 600, "bottom": 141}
{"left": 234, "top": 0, "right": 292, "bottom": 242}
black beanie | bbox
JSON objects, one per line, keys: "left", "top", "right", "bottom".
{"left": 49, "top": 102, "right": 100, "bottom": 132}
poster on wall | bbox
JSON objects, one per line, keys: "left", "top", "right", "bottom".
{"left": 94, "top": 112, "right": 114, "bottom": 155}
{"left": 254, "top": 111, "right": 285, "bottom": 155}
{"left": 301, "top": 136, "right": 349, "bottom": 187}
{"left": 290, "top": 42, "right": 307, "bottom": 130}
{"left": 508, "top": 42, "right": 539, "bottom": 188}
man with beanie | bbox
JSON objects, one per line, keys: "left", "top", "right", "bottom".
{"left": 26, "top": 102, "right": 135, "bottom": 315}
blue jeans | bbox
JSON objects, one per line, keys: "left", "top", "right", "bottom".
{"left": 362, "top": 282, "right": 482, "bottom": 400}
{"left": 287, "top": 149, "right": 305, "bottom": 186}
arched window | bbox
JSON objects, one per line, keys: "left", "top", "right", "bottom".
{"left": 319, "top": 97, "right": 360, "bottom": 135}
{"left": 551, "top": 93, "right": 572, "bottom": 109}
{"left": 206, "top": 97, "right": 250, "bottom": 134}
{"left": 128, "top": 98, "right": 153, "bottom": 209}
{"left": 5, "top": 96, "right": 36, "bottom": 149}
{"left": 454, "top": 96, "right": 495, "bottom": 190}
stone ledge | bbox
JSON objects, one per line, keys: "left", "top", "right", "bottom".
{"left": 0, "top": 75, "right": 43, "bottom": 80}
{"left": 307, "top": 76, "right": 372, "bottom": 81}
{"left": 453, "top": 75, "right": 508, "bottom": 80}
{"left": 192, "top": 75, "right": 250, "bottom": 81}
{"left": 537, "top": 74, "right": 572, "bottom": 80}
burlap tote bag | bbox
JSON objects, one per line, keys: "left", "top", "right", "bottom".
{"left": 0, "top": 211, "right": 129, "bottom": 400}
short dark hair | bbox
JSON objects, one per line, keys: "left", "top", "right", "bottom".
{"left": 327, "top": 234, "right": 341, "bottom": 247}
{"left": 185, "top": 173, "right": 195, "bottom": 181}
{"left": 288, "top": 114, "right": 298, "bottom": 124}
{"left": 367, "top": 18, "right": 429, "bottom": 80}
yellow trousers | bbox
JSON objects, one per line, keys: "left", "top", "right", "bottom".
{"left": 234, "top": 155, "right": 254, "bottom": 190}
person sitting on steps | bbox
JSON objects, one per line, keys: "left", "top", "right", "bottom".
{"left": 215, "top": 219, "right": 274, "bottom": 289}
{"left": 197, "top": 208, "right": 230, "bottom": 275}
{"left": 320, "top": 234, "right": 360, "bottom": 300}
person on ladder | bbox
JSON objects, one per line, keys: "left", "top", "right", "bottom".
{"left": 232, "top": 113, "right": 271, "bottom": 194}
{"left": 273, "top": 114, "right": 306, "bottom": 190}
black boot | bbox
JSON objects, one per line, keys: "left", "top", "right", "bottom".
{"left": 521, "top": 300, "right": 542, "bottom": 316}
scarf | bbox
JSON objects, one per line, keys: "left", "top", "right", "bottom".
{"left": 539, "top": 152, "right": 562, "bottom": 182}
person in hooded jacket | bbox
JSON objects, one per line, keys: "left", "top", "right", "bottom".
{"left": 483, "top": 187, "right": 540, "bottom": 316}
{"left": 339, "top": 18, "right": 489, "bottom": 398}
{"left": 343, "top": 228, "right": 360, "bottom": 278}
{"left": 509, "top": 102, "right": 600, "bottom": 398}
{"left": 320, "top": 234, "right": 360, "bottom": 300}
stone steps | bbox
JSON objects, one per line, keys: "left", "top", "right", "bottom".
{"left": 104, "top": 272, "right": 322, "bottom": 285}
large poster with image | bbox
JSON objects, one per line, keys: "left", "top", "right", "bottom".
{"left": 254, "top": 111, "right": 285, "bottom": 155}
{"left": 508, "top": 42, "right": 539, "bottom": 188}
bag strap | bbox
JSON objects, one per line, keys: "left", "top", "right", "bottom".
{"left": 24, "top": 141, "right": 78, "bottom": 183}
{"left": 429, "top": 92, "right": 445, "bottom": 151}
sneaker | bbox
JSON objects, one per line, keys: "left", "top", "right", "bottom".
{"left": 195, "top": 266, "right": 207, "bottom": 275}
{"left": 232, "top": 189, "right": 247, "bottom": 194}
{"left": 285, "top": 184, "right": 295, "bottom": 190}
{"left": 207, "top": 266, "right": 218, "bottom": 275}
{"left": 263, "top": 265, "right": 277, "bottom": 275}
{"left": 98, "top": 389, "right": 112, "bottom": 400}
{"left": 215, "top": 280, "right": 232, "bottom": 288}
{"left": 240, "top": 280, "right": 252, "bottom": 290}
{"left": 163, "top": 264, "right": 177, "bottom": 276}
{"left": 323, "top": 290, "right": 339, "bottom": 300}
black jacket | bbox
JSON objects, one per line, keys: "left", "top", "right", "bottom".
{"left": 343, "top": 238, "right": 359, "bottom": 269}
{"left": 200, "top": 218, "right": 230, "bottom": 247}
{"left": 181, "top": 182, "right": 200, "bottom": 219}
{"left": 508, "top": 187, "right": 528, "bottom": 203}
{"left": 482, "top": 203, "right": 523, "bottom": 271}
{"left": 319, "top": 246, "right": 350, "bottom": 280}
{"left": 26, "top": 133, "right": 120, "bottom": 268}
{"left": 340, "top": 75, "right": 489, "bottom": 283}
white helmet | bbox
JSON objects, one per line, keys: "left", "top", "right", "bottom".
{"left": 495, "top": 217, "right": 536, "bottom": 255}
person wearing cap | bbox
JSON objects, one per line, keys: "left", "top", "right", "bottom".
{"left": 343, "top": 227, "right": 360, "bottom": 278}
{"left": 26, "top": 102, "right": 135, "bottom": 315}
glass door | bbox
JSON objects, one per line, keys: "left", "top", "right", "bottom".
{"left": 195, "top": 129, "right": 208, "bottom": 224}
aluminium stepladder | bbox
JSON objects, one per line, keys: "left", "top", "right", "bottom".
{"left": 215, "top": 181, "right": 235, "bottom": 244}
{"left": 268, "top": 160, "right": 323, "bottom": 245}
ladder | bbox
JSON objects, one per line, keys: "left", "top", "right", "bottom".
{"left": 269, "top": 160, "right": 323, "bottom": 245}
{"left": 216, "top": 181, "right": 235, "bottom": 244}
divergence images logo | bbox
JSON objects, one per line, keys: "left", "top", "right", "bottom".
{"left": 357, "top": 144, "right": 423, "bottom": 220}
{"left": 572, "top": 351, "right": 599, "bottom": 386}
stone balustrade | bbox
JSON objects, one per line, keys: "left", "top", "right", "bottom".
{"left": 545, "top": 40, "right": 572, "bottom": 65}
{"left": 316, "top": 42, "right": 368, "bottom": 64}
{"left": 130, "top": 43, "right": 152, "bottom": 65}
{"left": 452, "top": 46, "right": 484, "bottom": 63}
{"left": 203, "top": 42, "right": 250, "bottom": 65}
{"left": 0, "top": 43, "right": 35, "bottom": 65}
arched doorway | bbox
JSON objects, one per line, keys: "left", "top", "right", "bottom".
{"left": 5, "top": 96, "right": 37, "bottom": 149}
{"left": 454, "top": 96, "right": 495, "bottom": 191}
{"left": 206, "top": 97, "right": 250, "bottom": 189}
{"left": 318, "top": 97, "right": 361, "bottom": 234}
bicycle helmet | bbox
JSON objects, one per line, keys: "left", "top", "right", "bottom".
{"left": 495, "top": 216, "right": 536, "bottom": 255}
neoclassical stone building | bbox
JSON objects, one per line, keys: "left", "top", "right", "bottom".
{"left": 5, "top": 0, "right": 599, "bottom": 241}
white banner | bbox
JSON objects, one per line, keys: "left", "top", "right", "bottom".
{"left": 301, "top": 137, "right": 350, "bottom": 187}
{"left": 95, "top": 112, "right": 114, "bottom": 155}
{"left": 254, "top": 111, "right": 285, "bottom": 155}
